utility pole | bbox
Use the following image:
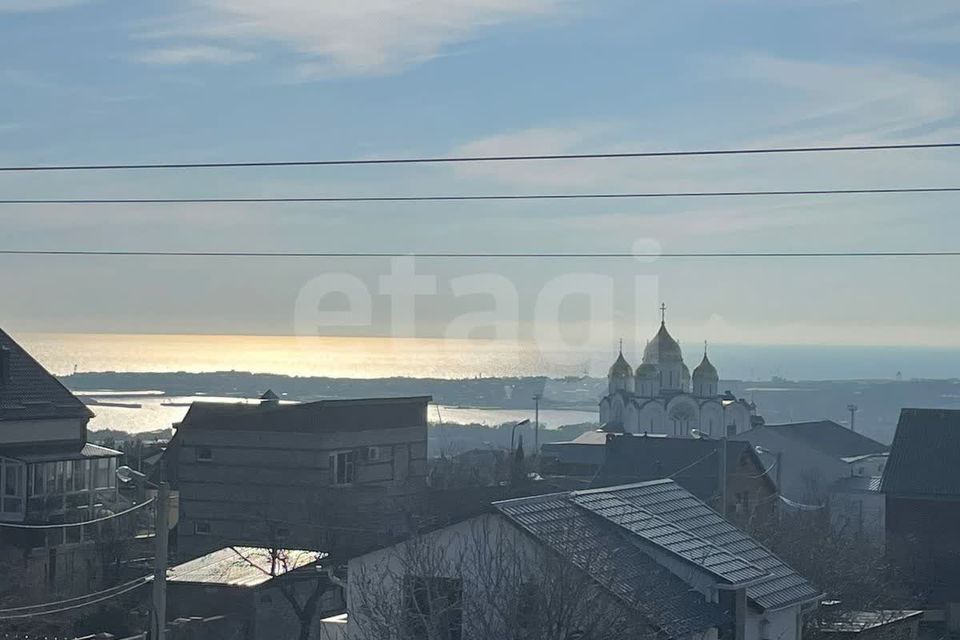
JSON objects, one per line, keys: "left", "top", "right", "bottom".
{"left": 153, "top": 482, "right": 169, "bottom": 640}
{"left": 533, "top": 393, "right": 542, "bottom": 454}
{"left": 719, "top": 435, "right": 728, "bottom": 519}
{"left": 847, "top": 404, "right": 858, "bottom": 432}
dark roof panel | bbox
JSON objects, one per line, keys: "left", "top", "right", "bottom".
{"left": 595, "top": 435, "right": 773, "bottom": 501}
{"left": 496, "top": 493, "right": 726, "bottom": 636}
{"left": 760, "top": 421, "right": 887, "bottom": 458}
{"left": 881, "top": 408, "right": 960, "bottom": 497}
{"left": 496, "top": 480, "right": 819, "bottom": 613}
{"left": 0, "top": 328, "right": 92, "bottom": 421}
{"left": 178, "top": 395, "right": 432, "bottom": 433}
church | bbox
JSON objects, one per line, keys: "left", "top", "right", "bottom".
{"left": 599, "top": 306, "right": 760, "bottom": 437}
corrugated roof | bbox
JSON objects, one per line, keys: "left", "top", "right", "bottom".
{"left": 0, "top": 328, "right": 92, "bottom": 421}
{"left": 881, "top": 408, "right": 960, "bottom": 497}
{"left": 167, "top": 546, "right": 323, "bottom": 587}
{"left": 816, "top": 610, "right": 923, "bottom": 633}
{"left": 572, "top": 491, "right": 767, "bottom": 584}
{"left": 495, "top": 493, "right": 726, "bottom": 637}
{"left": 497, "top": 480, "right": 819, "bottom": 613}
{"left": 759, "top": 421, "right": 887, "bottom": 459}
{"left": 602, "top": 481, "right": 820, "bottom": 611}
{"left": 178, "top": 395, "right": 431, "bottom": 433}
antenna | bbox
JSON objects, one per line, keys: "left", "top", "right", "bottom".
{"left": 847, "top": 404, "right": 859, "bottom": 432}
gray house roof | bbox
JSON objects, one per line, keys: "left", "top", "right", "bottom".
{"left": 755, "top": 420, "right": 887, "bottom": 459}
{"left": 596, "top": 435, "right": 776, "bottom": 502}
{"left": 881, "top": 408, "right": 960, "bottom": 497}
{"left": 495, "top": 491, "right": 727, "bottom": 637}
{"left": 0, "top": 328, "right": 92, "bottom": 421}
{"left": 496, "top": 479, "right": 819, "bottom": 614}
{"left": 178, "top": 395, "right": 432, "bottom": 433}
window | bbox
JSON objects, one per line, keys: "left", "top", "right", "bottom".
{"left": 194, "top": 521, "right": 212, "bottom": 535}
{"left": 1, "top": 459, "right": 24, "bottom": 514}
{"left": 196, "top": 446, "right": 213, "bottom": 462}
{"left": 367, "top": 446, "right": 381, "bottom": 462}
{"left": 74, "top": 460, "right": 88, "bottom": 491}
{"left": 31, "top": 464, "right": 44, "bottom": 497}
{"left": 329, "top": 451, "right": 356, "bottom": 485}
{"left": 403, "top": 576, "right": 463, "bottom": 640}
{"left": 93, "top": 458, "right": 116, "bottom": 489}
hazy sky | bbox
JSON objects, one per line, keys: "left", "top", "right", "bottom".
{"left": 2, "top": 0, "right": 959, "bottom": 347}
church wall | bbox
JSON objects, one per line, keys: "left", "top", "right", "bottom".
{"left": 699, "top": 402, "right": 724, "bottom": 438}
{"left": 635, "top": 403, "right": 666, "bottom": 435}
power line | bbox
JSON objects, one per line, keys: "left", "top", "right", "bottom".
{"left": 1, "top": 141, "right": 958, "bottom": 172}
{"left": 0, "top": 250, "right": 958, "bottom": 259}
{"left": 0, "top": 576, "right": 150, "bottom": 614}
{"left": 3, "top": 186, "right": 960, "bottom": 204}
{"left": 0, "top": 498, "right": 154, "bottom": 529}
{"left": 0, "top": 577, "right": 150, "bottom": 619}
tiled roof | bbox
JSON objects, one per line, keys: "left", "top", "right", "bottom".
{"left": 0, "top": 328, "right": 92, "bottom": 421}
{"left": 496, "top": 480, "right": 819, "bottom": 613}
{"left": 596, "top": 435, "right": 774, "bottom": 502}
{"left": 495, "top": 493, "right": 726, "bottom": 637}
{"left": 168, "top": 546, "right": 323, "bottom": 587}
{"left": 178, "top": 395, "right": 431, "bottom": 433}
{"left": 759, "top": 421, "right": 887, "bottom": 459}
{"left": 881, "top": 408, "right": 960, "bottom": 497}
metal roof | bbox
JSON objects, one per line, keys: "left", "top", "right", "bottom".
{"left": 882, "top": 408, "right": 960, "bottom": 497}
{"left": 496, "top": 492, "right": 726, "bottom": 637}
{"left": 596, "top": 435, "right": 775, "bottom": 503}
{"left": 604, "top": 481, "right": 821, "bottom": 611}
{"left": 757, "top": 421, "right": 887, "bottom": 459}
{"left": 497, "top": 480, "right": 819, "bottom": 613}
{"left": 167, "top": 546, "right": 323, "bottom": 588}
{"left": 0, "top": 328, "right": 93, "bottom": 421}
{"left": 816, "top": 610, "right": 923, "bottom": 633}
{"left": 178, "top": 395, "right": 431, "bottom": 433}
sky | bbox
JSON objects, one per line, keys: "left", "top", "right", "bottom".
{"left": 2, "top": 0, "right": 960, "bottom": 351}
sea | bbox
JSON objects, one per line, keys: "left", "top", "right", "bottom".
{"left": 15, "top": 332, "right": 960, "bottom": 434}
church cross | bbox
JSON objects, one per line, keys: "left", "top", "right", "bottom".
{"left": 659, "top": 303, "right": 667, "bottom": 324}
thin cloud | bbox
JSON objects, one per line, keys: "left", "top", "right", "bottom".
{"left": 0, "top": 0, "right": 89, "bottom": 11}
{"left": 137, "top": 0, "right": 569, "bottom": 76}
{"left": 137, "top": 45, "right": 256, "bottom": 66}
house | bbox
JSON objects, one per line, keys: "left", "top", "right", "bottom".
{"left": 337, "top": 479, "right": 820, "bottom": 640}
{"left": 539, "top": 429, "right": 612, "bottom": 478}
{"left": 828, "top": 476, "right": 884, "bottom": 545}
{"left": 164, "top": 393, "right": 431, "bottom": 561}
{"left": 166, "top": 545, "right": 344, "bottom": 640}
{"left": 881, "top": 408, "right": 960, "bottom": 617}
{"left": 738, "top": 421, "right": 888, "bottom": 503}
{"left": 596, "top": 434, "right": 778, "bottom": 523}
{"left": 0, "top": 328, "right": 124, "bottom": 595}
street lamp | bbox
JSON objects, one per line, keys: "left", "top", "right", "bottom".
{"left": 532, "top": 394, "right": 542, "bottom": 454}
{"left": 116, "top": 466, "right": 169, "bottom": 640}
{"left": 512, "top": 419, "right": 530, "bottom": 453}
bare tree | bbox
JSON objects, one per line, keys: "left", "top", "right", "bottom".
{"left": 348, "top": 515, "right": 683, "bottom": 640}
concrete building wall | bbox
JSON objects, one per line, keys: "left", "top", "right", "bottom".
{"left": 176, "top": 419, "right": 428, "bottom": 560}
